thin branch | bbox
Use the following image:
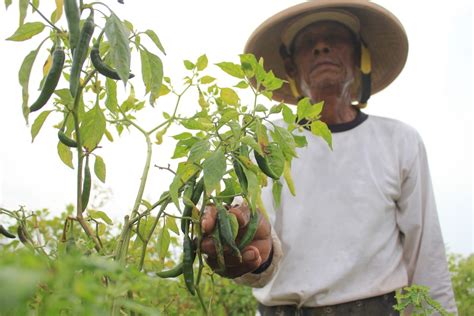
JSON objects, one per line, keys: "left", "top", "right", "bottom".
{"left": 29, "top": 1, "right": 62, "bottom": 33}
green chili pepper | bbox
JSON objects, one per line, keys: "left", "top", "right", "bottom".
{"left": 81, "top": 155, "right": 91, "bottom": 212}
{"left": 238, "top": 210, "right": 260, "bottom": 250}
{"left": 64, "top": 0, "right": 80, "bottom": 54}
{"left": 90, "top": 40, "right": 135, "bottom": 81}
{"left": 254, "top": 143, "right": 285, "bottom": 180}
{"left": 217, "top": 204, "right": 241, "bottom": 261}
{"left": 211, "top": 223, "right": 226, "bottom": 274}
{"left": 65, "top": 221, "right": 76, "bottom": 253}
{"left": 233, "top": 158, "right": 248, "bottom": 195}
{"left": 58, "top": 129, "right": 78, "bottom": 147}
{"left": 182, "top": 235, "right": 195, "bottom": 295}
{"left": 156, "top": 262, "right": 184, "bottom": 278}
{"left": 0, "top": 224, "right": 15, "bottom": 239}
{"left": 228, "top": 212, "right": 239, "bottom": 240}
{"left": 181, "top": 177, "right": 205, "bottom": 234}
{"left": 70, "top": 11, "right": 94, "bottom": 98}
{"left": 29, "top": 47, "right": 65, "bottom": 113}
{"left": 181, "top": 179, "right": 195, "bottom": 234}
{"left": 17, "top": 225, "right": 28, "bottom": 244}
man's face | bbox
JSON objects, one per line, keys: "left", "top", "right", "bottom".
{"left": 289, "top": 21, "right": 358, "bottom": 100}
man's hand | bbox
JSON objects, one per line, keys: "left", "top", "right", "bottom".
{"left": 201, "top": 203, "right": 272, "bottom": 278}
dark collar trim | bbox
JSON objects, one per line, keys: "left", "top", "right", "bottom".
{"left": 299, "top": 110, "right": 368, "bottom": 133}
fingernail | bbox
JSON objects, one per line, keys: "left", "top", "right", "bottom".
{"left": 243, "top": 250, "right": 256, "bottom": 261}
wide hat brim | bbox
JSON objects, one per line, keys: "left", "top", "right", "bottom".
{"left": 244, "top": 0, "right": 409, "bottom": 105}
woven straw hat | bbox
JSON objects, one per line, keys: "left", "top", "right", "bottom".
{"left": 244, "top": 0, "right": 409, "bottom": 105}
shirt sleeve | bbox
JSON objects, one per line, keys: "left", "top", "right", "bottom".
{"left": 232, "top": 228, "right": 283, "bottom": 288}
{"left": 396, "top": 138, "right": 458, "bottom": 315}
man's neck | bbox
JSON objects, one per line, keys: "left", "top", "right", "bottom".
{"left": 314, "top": 95, "right": 358, "bottom": 125}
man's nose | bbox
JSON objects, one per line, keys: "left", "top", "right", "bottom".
{"left": 312, "top": 40, "right": 330, "bottom": 56}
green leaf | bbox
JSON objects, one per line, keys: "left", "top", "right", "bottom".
{"left": 270, "top": 103, "right": 283, "bottom": 114}
{"left": 80, "top": 104, "right": 106, "bottom": 150}
{"left": 242, "top": 165, "right": 258, "bottom": 211}
{"left": 219, "top": 108, "right": 239, "bottom": 125}
{"left": 272, "top": 180, "right": 283, "bottom": 208}
{"left": 144, "top": 29, "right": 166, "bottom": 54}
{"left": 215, "top": 62, "right": 244, "bottom": 79}
{"left": 183, "top": 60, "right": 195, "bottom": 70}
{"left": 200, "top": 75, "right": 215, "bottom": 84}
{"left": 140, "top": 49, "right": 151, "bottom": 93}
{"left": 282, "top": 104, "right": 296, "bottom": 125}
{"left": 50, "top": 0, "right": 63, "bottom": 24}
{"left": 88, "top": 210, "right": 113, "bottom": 225}
{"left": 311, "top": 121, "right": 332, "bottom": 150}
{"left": 141, "top": 50, "right": 163, "bottom": 105}
{"left": 234, "top": 80, "right": 249, "bottom": 89}
{"left": 172, "top": 132, "right": 192, "bottom": 140}
{"left": 172, "top": 138, "right": 196, "bottom": 159}
{"left": 255, "top": 119, "right": 269, "bottom": 150}
{"left": 293, "top": 134, "right": 308, "bottom": 148}
{"left": 157, "top": 225, "right": 170, "bottom": 260}
{"left": 188, "top": 139, "right": 210, "bottom": 163}
{"left": 297, "top": 97, "right": 323, "bottom": 121}
{"left": 220, "top": 178, "right": 237, "bottom": 205}
{"left": 104, "top": 129, "right": 114, "bottom": 142}
{"left": 241, "top": 135, "right": 263, "bottom": 156}
{"left": 196, "top": 54, "right": 208, "bottom": 71}
{"left": 105, "top": 78, "right": 118, "bottom": 113}
{"left": 105, "top": 14, "right": 131, "bottom": 84}
{"left": 94, "top": 155, "right": 106, "bottom": 183}
{"left": 181, "top": 117, "right": 213, "bottom": 131}
{"left": 239, "top": 53, "right": 258, "bottom": 78}
{"left": 262, "top": 70, "right": 284, "bottom": 91}
{"left": 220, "top": 88, "right": 239, "bottom": 106}
{"left": 255, "top": 104, "right": 267, "bottom": 112}
{"left": 297, "top": 97, "right": 311, "bottom": 121}
{"left": 159, "top": 84, "right": 170, "bottom": 97}
{"left": 123, "top": 19, "right": 134, "bottom": 33}
{"left": 57, "top": 142, "right": 74, "bottom": 169}
{"left": 5, "top": 0, "right": 13, "bottom": 10}
{"left": 19, "top": 0, "right": 27, "bottom": 25}
{"left": 54, "top": 89, "right": 74, "bottom": 107}
{"left": 7, "top": 22, "right": 45, "bottom": 41}
{"left": 272, "top": 126, "right": 297, "bottom": 160}
{"left": 203, "top": 148, "right": 226, "bottom": 194}
{"left": 169, "top": 176, "right": 182, "bottom": 210}
{"left": 31, "top": 110, "right": 52, "bottom": 142}
{"left": 165, "top": 217, "right": 179, "bottom": 235}
{"left": 19, "top": 49, "right": 40, "bottom": 123}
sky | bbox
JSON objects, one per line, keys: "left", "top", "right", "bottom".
{"left": 0, "top": 0, "right": 472, "bottom": 255}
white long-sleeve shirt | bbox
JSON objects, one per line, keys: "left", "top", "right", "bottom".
{"left": 235, "top": 112, "right": 458, "bottom": 314}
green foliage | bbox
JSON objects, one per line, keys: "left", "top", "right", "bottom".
{"left": 394, "top": 285, "right": 454, "bottom": 316}
{"left": 449, "top": 254, "right": 474, "bottom": 315}
{"left": 0, "top": 209, "right": 257, "bottom": 315}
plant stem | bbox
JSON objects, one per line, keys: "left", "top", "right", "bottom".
{"left": 137, "top": 198, "right": 169, "bottom": 271}
{"left": 113, "top": 109, "right": 153, "bottom": 265}
{"left": 28, "top": 1, "right": 62, "bottom": 33}
{"left": 72, "top": 83, "right": 102, "bottom": 252}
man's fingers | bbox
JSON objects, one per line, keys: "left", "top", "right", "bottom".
{"left": 201, "top": 204, "right": 217, "bottom": 234}
{"left": 206, "top": 245, "right": 263, "bottom": 278}
{"left": 253, "top": 212, "right": 271, "bottom": 240}
{"left": 243, "top": 239, "right": 272, "bottom": 263}
{"left": 229, "top": 204, "right": 250, "bottom": 228}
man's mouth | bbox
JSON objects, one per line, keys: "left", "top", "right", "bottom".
{"left": 311, "top": 60, "right": 339, "bottom": 73}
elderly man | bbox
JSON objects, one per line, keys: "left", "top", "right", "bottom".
{"left": 201, "top": 1, "right": 457, "bottom": 315}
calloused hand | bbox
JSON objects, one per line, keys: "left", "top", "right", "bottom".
{"left": 200, "top": 203, "right": 272, "bottom": 278}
